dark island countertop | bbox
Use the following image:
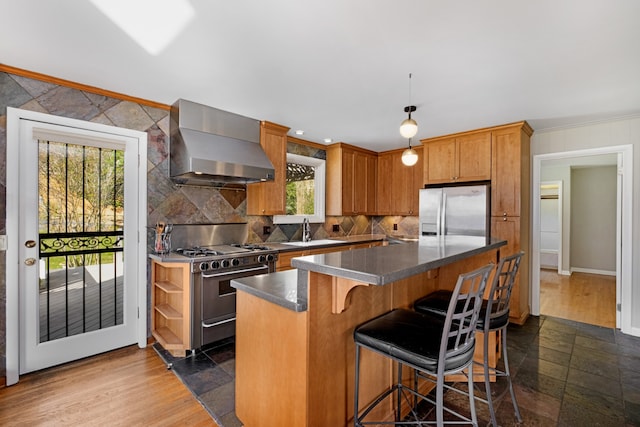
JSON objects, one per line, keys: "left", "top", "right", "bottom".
{"left": 291, "top": 235, "right": 506, "bottom": 286}
{"left": 232, "top": 235, "right": 506, "bottom": 312}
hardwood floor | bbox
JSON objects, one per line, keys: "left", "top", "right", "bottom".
{"left": 539, "top": 269, "right": 616, "bottom": 328}
{"left": 0, "top": 345, "right": 217, "bottom": 426}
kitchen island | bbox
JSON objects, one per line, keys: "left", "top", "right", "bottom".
{"left": 231, "top": 236, "right": 506, "bottom": 427}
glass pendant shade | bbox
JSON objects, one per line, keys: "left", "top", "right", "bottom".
{"left": 399, "top": 118, "right": 418, "bottom": 139}
{"left": 401, "top": 147, "right": 419, "bottom": 166}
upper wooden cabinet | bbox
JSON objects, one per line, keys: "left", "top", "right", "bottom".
{"left": 376, "top": 146, "right": 423, "bottom": 216}
{"left": 422, "top": 131, "right": 492, "bottom": 184}
{"left": 326, "top": 143, "right": 377, "bottom": 216}
{"left": 491, "top": 124, "right": 532, "bottom": 218}
{"left": 246, "top": 121, "right": 289, "bottom": 215}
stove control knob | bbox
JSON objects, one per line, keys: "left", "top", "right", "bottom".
{"left": 266, "top": 254, "right": 276, "bottom": 262}
{"left": 221, "top": 259, "right": 230, "bottom": 268}
{"left": 257, "top": 254, "right": 266, "bottom": 263}
{"left": 198, "top": 262, "right": 209, "bottom": 271}
{"left": 231, "top": 258, "right": 240, "bottom": 267}
{"left": 210, "top": 260, "right": 220, "bottom": 269}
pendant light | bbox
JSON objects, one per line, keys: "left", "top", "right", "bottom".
{"left": 400, "top": 73, "right": 418, "bottom": 166}
{"left": 400, "top": 105, "right": 418, "bottom": 138}
{"left": 401, "top": 139, "right": 419, "bottom": 166}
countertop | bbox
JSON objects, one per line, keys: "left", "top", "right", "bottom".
{"left": 262, "top": 234, "right": 386, "bottom": 252}
{"left": 231, "top": 269, "right": 306, "bottom": 312}
{"left": 148, "top": 234, "right": 388, "bottom": 262}
{"left": 232, "top": 235, "right": 506, "bottom": 312}
{"left": 291, "top": 235, "right": 506, "bottom": 285}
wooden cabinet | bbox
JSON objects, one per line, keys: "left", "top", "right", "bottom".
{"left": 377, "top": 146, "right": 423, "bottom": 215}
{"left": 151, "top": 260, "right": 191, "bottom": 357}
{"left": 326, "top": 143, "right": 377, "bottom": 216}
{"left": 420, "top": 121, "right": 532, "bottom": 324}
{"left": 491, "top": 126, "right": 529, "bottom": 218}
{"left": 490, "top": 122, "right": 532, "bottom": 324}
{"left": 422, "top": 131, "right": 491, "bottom": 184}
{"left": 247, "top": 121, "right": 289, "bottom": 215}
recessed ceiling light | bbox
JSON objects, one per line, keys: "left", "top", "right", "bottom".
{"left": 295, "top": 130, "right": 304, "bottom": 135}
{"left": 324, "top": 138, "right": 333, "bottom": 143}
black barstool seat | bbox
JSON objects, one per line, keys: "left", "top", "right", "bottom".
{"left": 414, "top": 290, "right": 510, "bottom": 331}
{"left": 354, "top": 308, "right": 476, "bottom": 373}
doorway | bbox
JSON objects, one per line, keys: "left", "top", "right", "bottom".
{"left": 6, "top": 108, "right": 148, "bottom": 385}
{"left": 531, "top": 145, "right": 633, "bottom": 334}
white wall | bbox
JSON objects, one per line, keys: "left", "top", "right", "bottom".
{"left": 570, "top": 166, "right": 617, "bottom": 273}
{"left": 532, "top": 116, "right": 640, "bottom": 331}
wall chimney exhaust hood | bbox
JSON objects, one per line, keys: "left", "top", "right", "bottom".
{"left": 170, "top": 99, "right": 275, "bottom": 186}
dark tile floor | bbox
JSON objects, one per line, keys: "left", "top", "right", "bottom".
{"left": 153, "top": 338, "right": 241, "bottom": 427}
{"left": 154, "top": 315, "right": 640, "bottom": 426}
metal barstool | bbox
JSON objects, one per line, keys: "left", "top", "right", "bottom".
{"left": 414, "top": 251, "right": 524, "bottom": 426}
{"left": 353, "top": 263, "right": 494, "bottom": 427}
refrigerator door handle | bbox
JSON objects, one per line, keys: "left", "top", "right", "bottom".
{"left": 436, "top": 193, "right": 442, "bottom": 236}
{"left": 441, "top": 192, "right": 447, "bottom": 236}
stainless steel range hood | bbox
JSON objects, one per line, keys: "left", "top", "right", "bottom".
{"left": 170, "top": 99, "right": 275, "bottom": 185}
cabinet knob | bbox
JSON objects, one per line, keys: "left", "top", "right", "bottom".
{"left": 503, "top": 216, "right": 507, "bottom": 221}
{"left": 503, "top": 212, "right": 507, "bottom": 217}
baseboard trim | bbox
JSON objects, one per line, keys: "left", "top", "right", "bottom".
{"left": 570, "top": 267, "right": 616, "bottom": 277}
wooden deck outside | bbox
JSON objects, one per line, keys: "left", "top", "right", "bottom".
{"left": 39, "top": 261, "right": 124, "bottom": 342}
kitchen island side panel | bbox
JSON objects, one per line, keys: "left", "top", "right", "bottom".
{"left": 235, "top": 291, "right": 309, "bottom": 427}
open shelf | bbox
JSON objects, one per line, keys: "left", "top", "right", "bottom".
{"left": 151, "top": 260, "right": 191, "bottom": 356}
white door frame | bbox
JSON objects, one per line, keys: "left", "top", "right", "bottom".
{"left": 531, "top": 145, "right": 633, "bottom": 335}
{"left": 6, "top": 107, "right": 148, "bottom": 385}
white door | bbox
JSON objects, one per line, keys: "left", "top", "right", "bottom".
{"left": 8, "top": 110, "right": 147, "bottom": 377}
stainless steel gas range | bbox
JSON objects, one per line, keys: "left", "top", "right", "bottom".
{"left": 167, "top": 224, "right": 278, "bottom": 349}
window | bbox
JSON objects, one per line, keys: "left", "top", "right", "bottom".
{"left": 273, "top": 153, "right": 325, "bottom": 224}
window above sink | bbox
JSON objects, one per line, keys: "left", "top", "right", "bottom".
{"left": 273, "top": 153, "right": 325, "bottom": 224}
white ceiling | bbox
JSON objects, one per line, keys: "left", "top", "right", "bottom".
{"left": 2, "top": 0, "right": 640, "bottom": 152}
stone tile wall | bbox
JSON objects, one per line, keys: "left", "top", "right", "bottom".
{"left": 0, "top": 71, "right": 419, "bottom": 378}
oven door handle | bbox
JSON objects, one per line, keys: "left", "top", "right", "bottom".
{"left": 201, "top": 265, "right": 269, "bottom": 278}
{"left": 202, "top": 317, "right": 236, "bottom": 328}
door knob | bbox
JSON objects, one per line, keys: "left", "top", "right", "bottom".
{"left": 25, "top": 240, "right": 36, "bottom": 248}
{"left": 24, "top": 258, "right": 36, "bottom": 266}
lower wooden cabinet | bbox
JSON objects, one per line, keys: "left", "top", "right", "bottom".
{"left": 151, "top": 260, "right": 191, "bottom": 356}
{"left": 491, "top": 216, "right": 529, "bottom": 325}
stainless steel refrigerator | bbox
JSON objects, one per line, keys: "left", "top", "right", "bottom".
{"left": 419, "top": 181, "right": 490, "bottom": 237}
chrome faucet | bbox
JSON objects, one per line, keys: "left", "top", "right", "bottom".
{"left": 302, "top": 218, "right": 311, "bottom": 242}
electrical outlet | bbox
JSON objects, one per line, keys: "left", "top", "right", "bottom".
{"left": 332, "top": 224, "right": 339, "bottom": 232}
{"left": 393, "top": 224, "right": 398, "bottom": 231}
{"left": 0, "top": 235, "right": 6, "bottom": 251}
{"left": 263, "top": 226, "right": 271, "bottom": 235}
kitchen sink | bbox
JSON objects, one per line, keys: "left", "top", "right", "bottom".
{"left": 281, "top": 239, "right": 345, "bottom": 247}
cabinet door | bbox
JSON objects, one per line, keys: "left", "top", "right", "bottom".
{"left": 425, "top": 138, "right": 456, "bottom": 184}
{"left": 376, "top": 152, "right": 393, "bottom": 215}
{"left": 366, "top": 153, "right": 378, "bottom": 214}
{"left": 391, "top": 151, "right": 414, "bottom": 215}
{"left": 352, "top": 151, "right": 367, "bottom": 214}
{"left": 491, "top": 216, "right": 528, "bottom": 324}
{"left": 491, "top": 128, "right": 521, "bottom": 217}
{"left": 246, "top": 122, "right": 288, "bottom": 215}
{"left": 410, "top": 146, "right": 424, "bottom": 215}
{"left": 457, "top": 132, "right": 491, "bottom": 181}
